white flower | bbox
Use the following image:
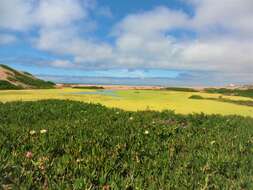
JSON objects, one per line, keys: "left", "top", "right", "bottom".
{"left": 210, "top": 140, "right": 216, "bottom": 145}
{"left": 144, "top": 130, "right": 149, "bottom": 135}
{"left": 29, "top": 130, "right": 36, "bottom": 135}
{"left": 40, "top": 129, "right": 47, "bottom": 134}
{"left": 76, "top": 158, "right": 84, "bottom": 163}
{"left": 129, "top": 117, "right": 134, "bottom": 120}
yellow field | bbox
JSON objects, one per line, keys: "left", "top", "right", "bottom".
{"left": 1, "top": 88, "right": 253, "bottom": 117}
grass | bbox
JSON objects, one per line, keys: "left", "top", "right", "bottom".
{"left": 204, "top": 88, "right": 253, "bottom": 98}
{"left": 1, "top": 88, "right": 253, "bottom": 117}
{"left": 0, "top": 99, "right": 252, "bottom": 189}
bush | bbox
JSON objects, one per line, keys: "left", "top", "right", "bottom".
{"left": 0, "top": 80, "right": 22, "bottom": 90}
{"left": 72, "top": 86, "right": 104, "bottom": 90}
{"left": 204, "top": 88, "right": 253, "bottom": 98}
{"left": 14, "top": 74, "right": 55, "bottom": 89}
{"left": 163, "top": 87, "right": 198, "bottom": 92}
{"left": 189, "top": 95, "right": 204, "bottom": 99}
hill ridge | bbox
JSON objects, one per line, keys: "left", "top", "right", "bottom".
{"left": 0, "top": 64, "right": 55, "bottom": 89}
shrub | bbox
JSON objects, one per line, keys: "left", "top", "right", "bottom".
{"left": 189, "top": 95, "right": 204, "bottom": 99}
{"left": 72, "top": 86, "right": 104, "bottom": 89}
{"left": 164, "top": 87, "right": 198, "bottom": 92}
{"left": 0, "top": 80, "right": 22, "bottom": 90}
{"left": 204, "top": 88, "right": 253, "bottom": 98}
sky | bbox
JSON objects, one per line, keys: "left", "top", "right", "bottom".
{"left": 0, "top": 0, "right": 253, "bottom": 86}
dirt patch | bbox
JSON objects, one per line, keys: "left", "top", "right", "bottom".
{"left": 0, "top": 69, "right": 9, "bottom": 80}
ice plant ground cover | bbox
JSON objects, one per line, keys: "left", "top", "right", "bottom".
{"left": 0, "top": 100, "right": 252, "bottom": 189}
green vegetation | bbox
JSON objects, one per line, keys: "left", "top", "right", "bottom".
{"left": 0, "top": 100, "right": 252, "bottom": 189}
{"left": 164, "top": 87, "right": 198, "bottom": 92}
{"left": 0, "top": 80, "right": 22, "bottom": 90}
{"left": 205, "top": 88, "right": 253, "bottom": 98}
{"left": 189, "top": 94, "right": 253, "bottom": 107}
{"left": 189, "top": 95, "right": 204, "bottom": 99}
{"left": 72, "top": 86, "right": 104, "bottom": 90}
{"left": 0, "top": 64, "right": 55, "bottom": 89}
{"left": 219, "top": 99, "right": 253, "bottom": 107}
{"left": 23, "top": 71, "right": 33, "bottom": 76}
{"left": 14, "top": 74, "right": 55, "bottom": 89}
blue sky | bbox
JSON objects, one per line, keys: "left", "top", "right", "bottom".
{"left": 0, "top": 0, "right": 253, "bottom": 86}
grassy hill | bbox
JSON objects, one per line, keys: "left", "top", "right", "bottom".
{"left": 0, "top": 64, "right": 55, "bottom": 90}
{"left": 0, "top": 100, "right": 252, "bottom": 189}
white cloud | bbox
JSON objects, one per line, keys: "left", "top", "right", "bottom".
{"left": 109, "top": 2, "right": 253, "bottom": 72}
{"left": 0, "top": 34, "right": 17, "bottom": 45}
{"left": 114, "top": 6, "right": 189, "bottom": 36}
{"left": 0, "top": 0, "right": 253, "bottom": 83}
{"left": 0, "top": 0, "right": 89, "bottom": 30}
{"left": 189, "top": 0, "right": 253, "bottom": 37}
{"left": 0, "top": 0, "right": 34, "bottom": 30}
{"left": 35, "top": 26, "right": 113, "bottom": 66}
{"left": 34, "top": 0, "right": 87, "bottom": 28}
{"left": 50, "top": 59, "right": 72, "bottom": 68}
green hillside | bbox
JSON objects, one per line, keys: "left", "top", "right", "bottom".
{"left": 0, "top": 64, "right": 55, "bottom": 90}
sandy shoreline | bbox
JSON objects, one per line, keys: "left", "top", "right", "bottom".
{"left": 56, "top": 83, "right": 245, "bottom": 90}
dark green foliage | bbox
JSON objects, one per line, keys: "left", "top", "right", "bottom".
{"left": 14, "top": 74, "right": 55, "bottom": 89}
{"left": 0, "top": 80, "right": 22, "bottom": 90}
{"left": 73, "top": 86, "right": 104, "bottom": 90}
{"left": 23, "top": 71, "right": 33, "bottom": 76}
{"left": 189, "top": 95, "right": 204, "bottom": 99}
{"left": 0, "top": 64, "right": 55, "bottom": 89}
{"left": 164, "top": 87, "right": 198, "bottom": 92}
{"left": 205, "top": 88, "right": 253, "bottom": 98}
{"left": 208, "top": 98, "right": 253, "bottom": 107}
{"left": 222, "top": 99, "right": 253, "bottom": 107}
{"left": 191, "top": 95, "right": 253, "bottom": 107}
{"left": 0, "top": 100, "right": 252, "bottom": 189}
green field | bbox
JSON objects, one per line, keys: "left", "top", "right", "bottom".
{"left": 1, "top": 88, "right": 253, "bottom": 117}
{"left": 0, "top": 100, "right": 252, "bottom": 189}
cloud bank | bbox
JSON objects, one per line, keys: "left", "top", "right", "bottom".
{"left": 0, "top": 0, "right": 253, "bottom": 84}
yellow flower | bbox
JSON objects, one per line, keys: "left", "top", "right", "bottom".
{"left": 144, "top": 130, "right": 149, "bottom": 134}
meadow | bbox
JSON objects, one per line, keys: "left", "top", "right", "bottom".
{"left": 1, "top": 88, "right": 253, "bottom": 116}
{"left": 0, "top": 100, "right": 252, "bottom": 189}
